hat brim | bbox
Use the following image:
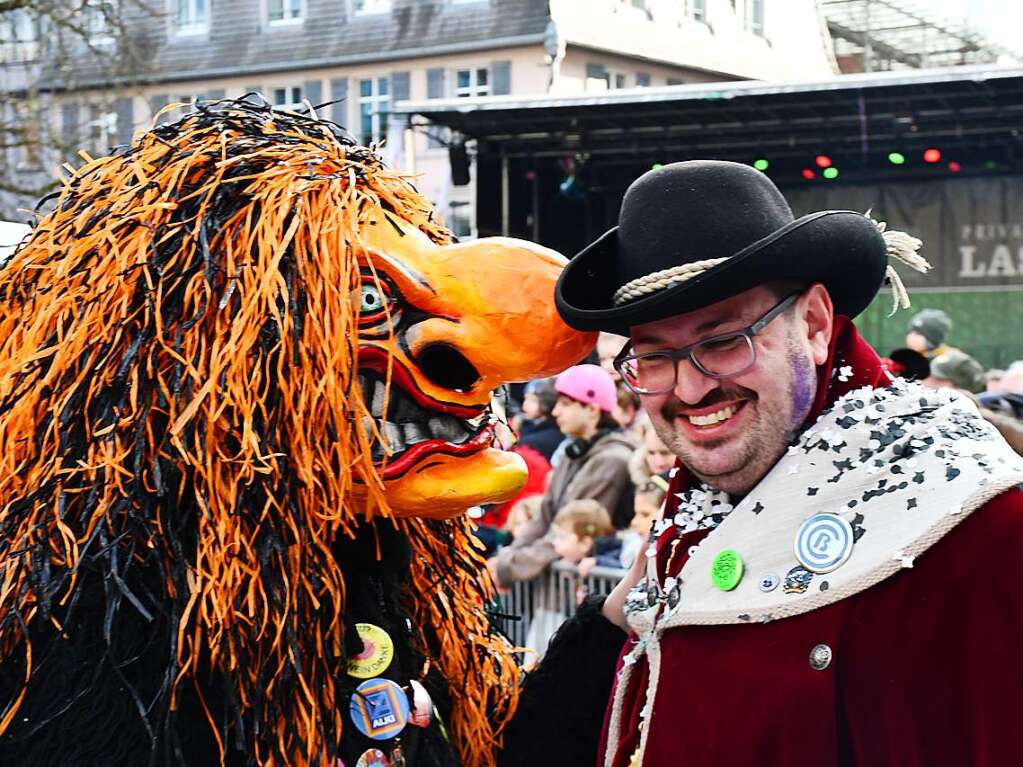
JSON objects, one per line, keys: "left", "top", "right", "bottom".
{"left": 556, "top": 210, "right": 887, "bottom": 334}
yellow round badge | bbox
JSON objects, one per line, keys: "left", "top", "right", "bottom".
{"left": 347, "top": 623, "right": 395, "bottom": 679}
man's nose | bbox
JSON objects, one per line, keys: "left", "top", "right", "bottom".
{"left": 672, "top": 357, "right": 719, "bottom": 406}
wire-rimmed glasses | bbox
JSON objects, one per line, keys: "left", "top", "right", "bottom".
{"left": 614, "top": 293, "right": 800, "bottom": 395}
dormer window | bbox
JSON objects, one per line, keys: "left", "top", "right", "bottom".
{"left": 83, "top": 0, "right": 118, "bottom": 45}
{"left": 267, "top": 0, "right": 302, "bottom": 25}
{"left": 175, "top": 0, "right": 210, "bottom": 34}
{"left": 353, "top": 0, "right": 391, "bottom": 14}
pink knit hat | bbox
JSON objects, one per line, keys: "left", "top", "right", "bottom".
{"left": 554, "top": 364, "right": 617, "bottom": 413}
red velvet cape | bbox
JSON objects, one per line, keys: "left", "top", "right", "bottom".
{"left": 601, "top": 317, "right": 1023, "bottom": 766}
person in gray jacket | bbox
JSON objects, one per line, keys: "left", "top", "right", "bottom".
{"left": 492, "top": 364, "right": 636, "bottom": 586}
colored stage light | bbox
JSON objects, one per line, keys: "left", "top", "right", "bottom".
{"left": 888, "top": 152, "right": 906, "bottom": 165}
{"left": 923, "top": 148, "right": 941, "bottom": 163}
{"left": 823, "top": 167, "right": 839, "bottom": 179}
{"left": 801, "top": 168, "right": 816, "bottom": 180}
{"left": 753, "top": 158, "right": 770, "bottom": 171}
{"left": 815, "top": 154, "right": 833, "bottom": 168}
{"left": 948, "top": 161, "right": 962, "bottom": 172}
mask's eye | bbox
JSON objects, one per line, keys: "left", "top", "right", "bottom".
{"left": 354, "top": 272, "right": 402, "bottom": 334}
{"left": 360, "top": 285, "right": 386, "bottom": 314}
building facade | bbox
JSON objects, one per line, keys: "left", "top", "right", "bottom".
{"left": 3, "top": 0, "right": 837, "bottom": 228}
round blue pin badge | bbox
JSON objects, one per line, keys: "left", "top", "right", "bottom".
{"left": 349, "top": 678, "right": 410, "bottom": 741}
{"left": 794, "top": 512, "right": 854, "bottom": 574}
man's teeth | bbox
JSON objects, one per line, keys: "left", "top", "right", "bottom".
{"left": 687, "top": 404, "right": 738, "bottom": 426}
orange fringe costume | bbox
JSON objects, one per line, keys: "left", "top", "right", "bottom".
{"left": 0, "top": 101, "right": 525, "bottom": 766}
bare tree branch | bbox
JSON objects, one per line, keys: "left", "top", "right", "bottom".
{"left": 1, "top": 0, "right": 158, "bottom": 215}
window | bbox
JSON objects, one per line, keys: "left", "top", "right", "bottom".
{"left": 425, "top": 68, "right": 447, "bottom": 149}
{"left": 0, "top": 10, "right": 38, "bottom": 63}
{"left": 455, "top": 68, "right": 489, "bottom": 98}
{"left": 449, "top": 202, "right": 472, "bottom": 239}
{"left": 272, "top": 86, "right": 304, "bottom": 112}
{"left": 636, "top": 72, "right": 651, "bottom": 87}
{"left": 12, "top": 100, "right": 42, "bottom": 170}
{"left": 585, "top": 63, "right": 608, "bottom": 92}
{"left": 84, "top": 0, "right": 118, "bottom": 44}
{"left": 686, "top": 0, "right": 706, "bottom": 23}
{"left": 358, "top": 77, "right": 390, "bottom": 144}
{"left": 88, "top": 105, "right": 118, "bottom": 156}
{"left": 267, "top": 0, "right": 302, "bottom": 24}
{"left": 586, "top": 63, "right": 628, "bottom": 92}
{"left": 175, "top": 0, "right": 210, "bottom": 33}
{"left": 353, "top": 0, "right": 391, "bottom": 14}
{"left": 745, "top": 0, "right": 764, "bottom": 36}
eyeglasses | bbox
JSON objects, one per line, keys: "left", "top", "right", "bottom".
{"left": 614, "top": 293, "right": 801, "bottom": 395}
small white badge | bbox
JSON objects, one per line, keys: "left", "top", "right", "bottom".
{"left": 794, "top": 513, "right": 854, "bottom": 574}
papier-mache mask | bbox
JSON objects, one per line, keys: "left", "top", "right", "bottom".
{"left": 0, "top": 101, "right": 593, "bottom": 766}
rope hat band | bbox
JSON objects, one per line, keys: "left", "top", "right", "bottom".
{"left": 610, "top": 214, "right": 930, "bottom": 315}
{"left": 613, "top": 258, "right": 729, "bottom": 305}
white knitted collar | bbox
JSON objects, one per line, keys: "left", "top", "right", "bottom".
{"left": 624, "top": 380, "right": 1023, "bottom": 635}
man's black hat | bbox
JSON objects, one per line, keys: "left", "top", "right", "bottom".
{"left": 555, "top": 160, "right": 890, "bottom": 334}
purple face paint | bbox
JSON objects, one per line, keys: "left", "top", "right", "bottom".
{"left": 788, "top": 348, "right": 817, "bottom": 432}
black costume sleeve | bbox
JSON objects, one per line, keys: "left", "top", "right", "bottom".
{"left": 499, "top": 596, "right": 626, "bottom": 767}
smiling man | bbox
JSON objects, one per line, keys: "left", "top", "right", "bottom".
{"left": 626, "top": 287, "right": 819, "bottom": 495}
{"left": 500, "top": 161, "right": 1023, "bottom": 767}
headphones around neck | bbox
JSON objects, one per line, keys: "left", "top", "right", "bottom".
{"left": 564, "top": 427, "right": 614, "bottom": 460}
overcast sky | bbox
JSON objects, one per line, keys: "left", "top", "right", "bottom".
{"left": 929, "top": 0, "right": 1023, "bottom": 54}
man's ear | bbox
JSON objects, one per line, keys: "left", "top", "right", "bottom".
{"left": 801, "top": 283, "right": 834, "bottom": 366}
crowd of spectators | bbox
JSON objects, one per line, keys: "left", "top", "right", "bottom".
{"left": 488, "top": 361, "right": 636, "bottom": 588}
{"left": 886, "top": 308, "right": 1023, "bottom": 455}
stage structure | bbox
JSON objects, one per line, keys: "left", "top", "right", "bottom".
{"left": 819, "top": 0, "right": 1017, "bottom": 73}
{"left": 396, "top": 65, "right": 1023, "bottom": 367}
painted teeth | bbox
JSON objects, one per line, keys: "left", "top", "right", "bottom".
{"left": 382, "top": 421, "right": 403, "bottom": 452}
{"left": 402, "top": 422, "right": 429, "bottom": 445}
{"left": 371, "top": 380, "right": 387, "bottom": 417}
{"left": 356, "top": 373, "right": 485, "bottom": 458}
{"left": 466, "top": 412, "right": 488, "bottom": 430}
{"left": 360, "top": 416, "right": 376, "bottom": 443}
{"left": 688, "top": 404, "right": 737, "bottom": 426}
{"left": 429, "top": 416, "right": 468, "bottom": 443}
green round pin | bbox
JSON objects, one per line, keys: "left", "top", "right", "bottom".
{"left": 711, "top": 549, "right": 744, "bottom": 591}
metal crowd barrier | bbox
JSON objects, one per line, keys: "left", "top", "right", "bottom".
{"left": 496, "top": 560, "right": 628, "bottom": 651}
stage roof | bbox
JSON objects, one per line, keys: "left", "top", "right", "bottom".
{"left": 395, "top": 65, "right": 1023, "bottom": 172}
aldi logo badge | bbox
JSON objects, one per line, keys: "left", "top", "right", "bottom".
{"left": 349, "top": 678, "right": 410, "bottom": 740}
